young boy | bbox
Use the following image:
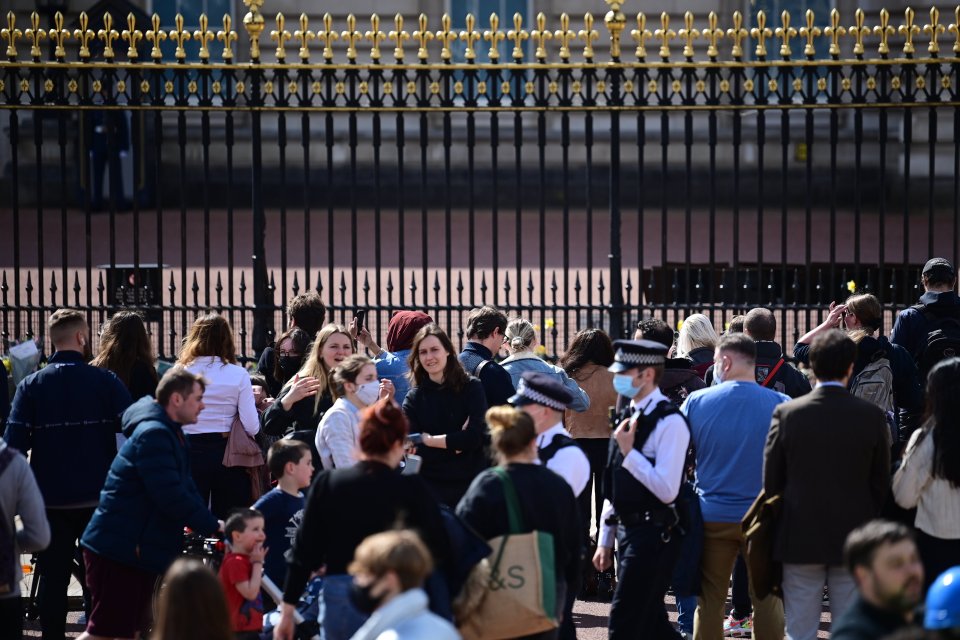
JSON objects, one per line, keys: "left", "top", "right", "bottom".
{"left": 220, "top": 509, "right": 267, "bottom": 640}
{"left": 253, "top": 439, "right": 313, "bottom": 588}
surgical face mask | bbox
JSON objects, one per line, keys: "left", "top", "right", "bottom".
{"left": 349, "top": 579, "right": 386, "bottom": 614}
{"left": 713, "top": 360, "right": 725, "bottom": 384}
{"left": 355, "top": 380, "right": 381, "bottom": 406}
{"left": 277, "top": 354, "right": 303, "bottom": 378}
{"left": 612, "top": 373, "right": 642, "bottom": 398}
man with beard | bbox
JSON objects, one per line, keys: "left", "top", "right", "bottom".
{"left": 832, "top": 520, "right": 925, "bottom": 640}
{"left": 4, "top": 309, "right": 132, "bottom": 640}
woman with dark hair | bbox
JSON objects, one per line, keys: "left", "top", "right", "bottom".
{"left": 402, "top": 324, "right": 489, "bottom": 507}
{"left": 92, "top": 310, "right": 159, "bottom": 400}
{"left": 559, "top": 328, "right": 617, "bottom": 551}
{"left": 265, "top": 326, "right": 311, "bottom": 398}
{"left": 456, "top": 407, "right": 581, "bottom": 640}
{"left": 795, "top": 293, "right": 923, "bottom": 438}
{"left": 893, "top": 357, "right": 960, "bottom": 588}
{"left": 177, "top": 313, "right": 259, "bottom": 518}
{"left": 151, "top": 559, "right": 234, "bottom": 640}
{"left": 272, "top": 400, "right": 449, "bottom": 640}
{"left": 356, "top": 310, "right": 434, "bottom": 405}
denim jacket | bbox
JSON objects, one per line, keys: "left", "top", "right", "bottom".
{"left": 501, "top": 352, "right": 590, "bottom": 412}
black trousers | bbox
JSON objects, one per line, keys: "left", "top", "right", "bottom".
{"left": 609, "top": 522, "right": 682, "bottom": 640}
{"left": 917, "top": 529, "right": 960, "bottom": 591}
{"left": 187, "top": 434, "right": 253, "bottom": 519}
{"left": 38, "top": 507, "right": 94, "bottom": 640}
{"left": 575, "top": 438, "right": 609, "bottom": 542}
{"left": 731, "top": 553, "right": 753, "bottom": 619}
{"left": 0, "top": 596, "right": 22, "bottom": 640}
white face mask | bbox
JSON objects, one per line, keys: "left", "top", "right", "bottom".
{"left": 355, "top": 380, "right": 380, "bottom": 406}
{"left": 713, "top": 360, "right": 725, "bottom": 384}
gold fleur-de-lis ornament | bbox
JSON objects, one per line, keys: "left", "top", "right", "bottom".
{"left": 751, "top": 10, "right": 773, "bottom": 58}
{"left": 800, "top": 10, "right": 821, "bottom": 58}
{"left": 412, "top": 13, "right": 433, "bottom": 61}
{"left": 848, "top": 8, "right": 868, "bottom": 57}
{"left": 145, "top": 14, "right": 167, "bottom": 60}
{"left": 435, "top": 13, "right": 458, "bottom": 61}
{"left": 703, "top": 12, "right": 723, "bottom": 59}
{"left": 580, "top": 13, "right": 599, "bottom": 59}
{"left": 775, "top": 10, "right": 797, "bottom": 58}
{"left": 270, "top": 12, "right": 291, "bottom": 61}
{"left": 728, "top": 11, "right": 748, "bottom": 59}
{"left": 461, "top": 13, "right": 481, "bottom": 61}
{"left": 531, "top": 12, "right": 552, "bottom": 60}
{"left": 678, "top": 11, "right": 699, "bottom": 58}
{"left": 389, "top": 14, "right": 409, "bottom": 62}
{"left": 123, "top": 13, "right": 143, "bottom": 60}
{"left": 949, "top": 6, "right": 960, "bottom": 54}
{"left": 295, "top": 14, "right": 315, "bottom": 61}
{"left": 923, "top": 7, "right": 945, "bottom": 55}
{"left": 366, "top": 14, "right": 385, "bottom": 62}
{"left": 823, "top": 8, "right": 845, "bottom": 57}
{"left": 168, "top": 13, "right": 191, "bottom": 60}
{"left": 484, "top": 13, "right": 505, "bottom": 62}
{"left": 74, "top": 12, "right": 95, "bottom": 59}
{"left": 2, "top": 12, "right": 22, "bottom": 59}
{"left": 341, "top": 14, "right": 362, "bottom": 61}
{"left": 875, "top": 8, "right": 895, "bottom": 55}
{"left": 319, "top": 13, "right": 338, "bottom": 61}
{"left": 555, "top": 13, "right": 576, "bottom": 60}
{"left": 899, "top": 7, "right": 920, "bottom": 55}
{"left": 49, "top": 11, "right": 71, "bottom": 60}
{"left": 99, "top": 12, "right": 120, "bottom": 60}
{"left": 654, "top": 12, "right": 676, "bottom": 59}
{"left": 25, "top": 12, "right": 46, "bottom": 59}
{"left": 217, "top": 14, "right": 237, "bottom": 61}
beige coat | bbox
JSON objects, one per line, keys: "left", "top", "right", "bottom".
{"left": 564, "top": 363, "right": 618, "bottom": 440}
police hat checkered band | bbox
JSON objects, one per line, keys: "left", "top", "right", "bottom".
{"left": 515, "top": 379, "right": 567, "bottom": 410}
{"left": 614, "top": 349, "right": 665, "bottom": 366}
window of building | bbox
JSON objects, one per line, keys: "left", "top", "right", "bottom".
{"left": 448, "top": 0, "right": 530, "bottom": 63}
{"left": 151, "top": 0, "right": 233, "bottom": 61}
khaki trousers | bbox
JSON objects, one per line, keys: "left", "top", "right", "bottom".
{"left": 693, "top": 521, "right": 785, "bottom": 640}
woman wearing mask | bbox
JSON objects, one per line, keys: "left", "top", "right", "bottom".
{"left": 177, "top": 313, "right": 260, "bottom": 518}
{"left": 272, "top": 400, "right": 449, "bottom": 640}
{"left": 261, "top": 324, "right": 354, "bottom": 438}
{"left": 265, "top": 327, "right": 311, "bottom": 398}
{"left": 91, "top": 310, "right": 159, "bottom": 400}
{"left": 316, "top": 354, "right": 395, "bottom": 470}
{"left": 356, "top": 310, "right": 434, "bottom": 405}
{"left": 500, "top": 317, "right": 590, "bottom": 412}
{"left": 893, "top": 357, "right": 960, "bottom": 589}
{"left": 402, "top": 324, "right": 489, "bottom": 507}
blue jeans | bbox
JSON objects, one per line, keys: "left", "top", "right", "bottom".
{"left": 321, "top": 574, "right": 368, "bottom": 640}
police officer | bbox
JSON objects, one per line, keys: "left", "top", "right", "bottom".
{"left": 509, "top": 371, "right": 590, "bottom": 497}
{"left": 509, "top": 371, "right": 589, "bottom": 640}
{"left": 594, "top": 339, "right": 690, "bottom": 640}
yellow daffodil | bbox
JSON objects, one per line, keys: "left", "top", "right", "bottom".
{"left": 847, "top": 280, "right": 856, "bottom": 293}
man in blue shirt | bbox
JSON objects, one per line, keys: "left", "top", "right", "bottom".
{"left": 681, "top": 333, "right": 788, "bottom": 640}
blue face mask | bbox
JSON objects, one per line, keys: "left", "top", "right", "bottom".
{"left": 613, "top": 373, "right": 642, "bottom": 398}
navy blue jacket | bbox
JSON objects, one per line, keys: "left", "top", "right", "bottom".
{"left": 0, "top": 361, "right": 8, "bottom": 424}
{"left": 458, "top": 342, "right": 515, "bottom": 408}
{"left": 3, "top": 350, "right": 132, "bottom": 507}
{"left": 891, "top": 290, "right": 960, "bottom": 360}
{"left": 81, "top": 396, "right": 220, "bottom": 575}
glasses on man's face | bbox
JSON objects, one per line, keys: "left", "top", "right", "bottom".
{"left": 278, "top": 350, "right": 301, "bottom": 358}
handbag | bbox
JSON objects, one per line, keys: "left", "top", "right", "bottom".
{"left": 222, "top": 414, "right": 265, "bottom": 468}
{"left": 741, "top": 489, "right": 783, "bottom": 600}
{"left": 458, "top": 467, "right": 559, "bottom": 640}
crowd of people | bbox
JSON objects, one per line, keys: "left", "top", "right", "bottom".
{"left": 3, "top": 256, "right": 960, "bottom": 640}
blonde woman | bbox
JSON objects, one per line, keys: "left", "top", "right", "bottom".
{"left": 500, "top": 318, "right": 590, "bottom": 412}
{"left": 316, "top": 354, "right": 395, "bottom": 470}
{"left": 261, "top": 323, "right": 354, "bottom": 438}
{"left": 676, "top": 313, "right": 720, "bottom": 380}
{"left": 177, "top": 313, "right": 259, "bottom": 518}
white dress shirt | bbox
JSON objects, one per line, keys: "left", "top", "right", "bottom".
{"left": 537, "top": 422, "right": 590, "bottom": 497}
{"left": 182, "top": 356, "right": 259, "bottom": 436}
{"left": 598, "top": 387, "right": 690, "bottom": 548}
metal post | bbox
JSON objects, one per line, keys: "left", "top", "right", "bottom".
{"left": 605, "top": 1, "right": 626, "bottom": 339}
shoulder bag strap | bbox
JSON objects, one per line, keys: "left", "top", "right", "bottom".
{"left": 473, "top": 358, "right": 490, "bottom": 378}
{"left": 492, "top": 466, "right": 526, "bottom": 534}
{"left": 760, "top": 358, "right": 785, "bottom": 388}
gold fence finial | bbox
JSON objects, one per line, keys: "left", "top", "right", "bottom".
{"left": 437, "top": 13, "right": 457, "bottom": 61}
{"left": 924, "top": 7, "right": 944, "bottom": 54}
{"left": 679, "top": 11, "right": 699, "bottom": 58}
{"left": 631, "top": 12, "right": 652, "bottom": 59}
{"left": 320, "top": 13, "right": 338, "bottom": 61}
{"left": 728, "top": 10, "right": 747, "bottom": 58}
{"left": 342, "top": 14, "right": 361, "bottom": 61}
{"left": 800, "top": 9, "right": 821, "bottom": 57}
{"left": 168, "top": 13, "right": 191, "bottom": 60}
{"left": 243, "top": 0, "right": 265, "bottom": 61}
{"left": 75, "top": 12, "right": 95, "bottom": 59}
{"left": 949, "top": 6, "right": 960, "bottom": 54}
{"left": 704, "top": 12, "right": 722, "bottom": 58}
{"left": 99, "top": 12, "right": 119, "bottom": 60}
{"left": 194, "top": 14, "right": 213, "bottom": 60}
{"left": 532, "top": 12, "right": 552, "bottom": 60}
{"left": 556, "top": 13, "right": 575, "bottom": 60}
{"left": 413, "top": 13, "right": 433, "bottom": 60}
{"left": 26, "top": 12, "right": 46, "bottom": 59}
{"left": 824, "top": 8, "right": 845, "bottom": 56}
{"left": 366, "top": 14, "right": 385, "bottom": 61}
{"left": 461, "top": 13, "right": 481, "bottom": 60}
{"left": 295, "top": 14, "right": 314, "bottom": 61}
{"left": 899, "top": 7, "right": 919, "bottom": 54}
{"left": 875, "top": 8, "right": 894, "bottom": 54}
{"left": 849, "top": 8, "right": 867, "bottom": 56}
{"left": 776, "top": 10, "right": 796, "bottom": 58}
{"left": 389, "top": 14, "right": 409, "bottom": 61}
{"left": 2, "top": 12, "right": 21, "bottom": 60}
{"left": 751, "top": 10, "right": 772, "bottom": 58}
{"left": 508, "top": 12, "right": 528, "bottom": 61}
{"left": 49, "top": 11, "right": 70, "bottom": 59}
{"left": 271, "top": 12, "right": 290, "bottom": 61}
{"left": 123, "top": 13, "right": 142, "bottom": 60}
{"left": 146, "top": 14, "right": 166, "bottom": 60}
{"left": 654, "top": 12, "right": 674, "bottom": 58}
{"left": 485, "top": 13, "right": 505, "bottom": 61}
{"left": 605, "top": 0, "right": 627, "bottom": 59}
{"left": 580, "top": 13, "right": 599, "bottom": 59}
{"left": 217, "top": 14, "right": 237, "bottom": 60}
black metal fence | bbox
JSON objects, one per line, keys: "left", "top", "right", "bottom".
{"left": 1, "top": 3, "right": 959, "bottom": 360}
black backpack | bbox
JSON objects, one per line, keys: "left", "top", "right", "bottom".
{"left": 0, "top": 446, "right": 18, "bottom": 595}
{"left": 913, "top": 304, "right": 960, "bottom": 379}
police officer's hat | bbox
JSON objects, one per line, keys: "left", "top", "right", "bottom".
{"left": 607, "top": 339, "right": 668, "bottom": 374}
{"left": 508, "top": 371, "right": 573, "bottom": 411}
